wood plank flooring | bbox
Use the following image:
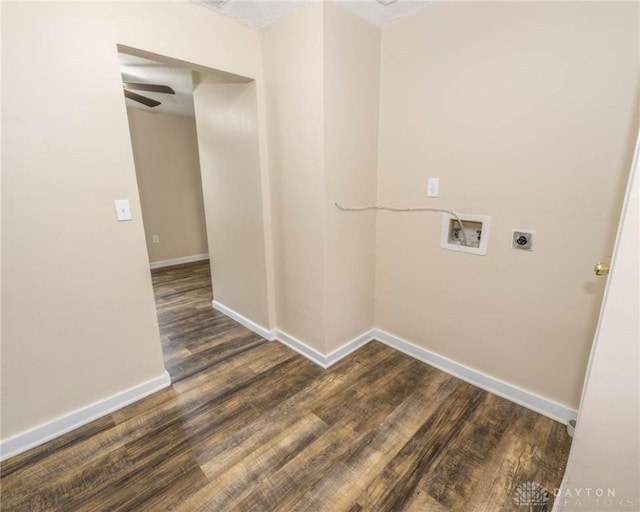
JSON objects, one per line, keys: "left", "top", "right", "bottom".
{"left": 0, "top": 260, "right": 572, "bottom": 511}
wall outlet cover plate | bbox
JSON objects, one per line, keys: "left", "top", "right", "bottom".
{"left": 512, "top": 230, "right": 534, "bottom": 250}
{"left": 441, "top": 213, "right": 491, "bottom": 256}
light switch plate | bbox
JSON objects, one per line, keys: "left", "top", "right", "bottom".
{"left": 115, "top": 199, "right": 132, "bottom": 221}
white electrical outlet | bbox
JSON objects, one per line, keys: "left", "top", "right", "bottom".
{"left": 428, "top": 178, "right": 439, "bottom": 197}
{"left": 152, "top": 235, "right": 160, "bottom": 244}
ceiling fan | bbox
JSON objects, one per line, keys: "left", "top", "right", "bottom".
{"left": 123, "top": 82, "right": 175, "bottom": 108}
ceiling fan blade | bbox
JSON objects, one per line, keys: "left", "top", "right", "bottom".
{"left": 124, "top": 82, "right": 176, "bottom": 95}
{"left": 124, "top": 89, "right": 161, "bottom": 108}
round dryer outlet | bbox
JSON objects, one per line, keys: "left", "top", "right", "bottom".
{"left": 512, "top": 230, "right": 534, "bottom": 250}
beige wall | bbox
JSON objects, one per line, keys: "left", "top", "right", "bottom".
{"left": 193, "top": 76, "right": 270, "bottom": 327}
{"left": 375, "top": 1, "right": 639, "bottom": 409}
{"left": 262, "top": 3, "right": 327, "bottom": 348}
{"left": 558, "top": 138, "right": 639, "bottom": 510}
{"left": 126, "top": 108, "right": 208, "bottom": 264}
{"left": 1, "top": 1, "right": 264, "bottom": 439}
{"left": 262, "top": 3, "right": 380, "bottom": 352}
{"left": 323, "top": 2, "right": 379, "bottom": 351}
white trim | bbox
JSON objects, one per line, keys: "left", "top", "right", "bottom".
{"left": 275, "top": 329, "right": 375, "bottom": 369}
{"left": 209, "top": 301, "right": 373, "bottom": 365}
{"left": 373, "top": 329, "right": 577, "bottom": 424}
{"left": 0, "top": 315, "right": 576, "bottom": 462}
{"left": 274, "top": 329, "right": 329, "bottom": 367}
{"left": 149, "top": 253, "right": 209, "bottom": 269}
{"left": 212, "top": 300, "right": 275, "bottom": 340}
{"left": 324, "top": 330, "right": 376, "bottom": 367}
{"left": 0, "top": 371, "right": 171, "bottom": 461}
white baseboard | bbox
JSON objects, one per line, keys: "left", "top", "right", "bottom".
{"left": 208, "top": 301, "right": 372, "bottom": 368}
{"left": 324, "top": 330, "right": 376, "bottom": 367}
{"left": 0, "top": 371, "right": 171, "bottom": 462}
{"left": 209, "top": 300, "right": 574, "bottom": 424}
{"left": 1, "top": 310, "right": 574, "bottom": 463}
{"left": 149, "top": 253, "right": 209, "bottom": 269}
{"left": 212, "top": 300, "right": 275, "bottom": 340}
{"left": 373, "top": 329, "right": 577, "bottom": 424}
{"left": 275, "top": 329, "right": 375, "bottom": 369}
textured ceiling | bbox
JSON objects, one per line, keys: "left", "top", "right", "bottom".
{"left": 336, "top": 1, "right": 433, "bottom": 28}
{"left": 119, "top": 53, "right": 196, "bottom": 117}
{"left": 193, "top": 0, "right": 307, "bottom": 29}
{"left": 194, "top": 0, "right": 434, "bottom": 29}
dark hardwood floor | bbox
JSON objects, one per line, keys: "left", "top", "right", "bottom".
{"left": 0, "top": 260, "right": 571, "bottom": 511}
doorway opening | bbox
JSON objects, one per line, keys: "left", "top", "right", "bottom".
{"left": 118, "top": 46, "right": 271, "bottom": 381}
{"left": 120, "top": 51, "right": 210, "bottom": 271}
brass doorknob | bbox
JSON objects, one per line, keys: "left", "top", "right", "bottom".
{"left": 594, "top": 262, "right": 610, "bottom": 276}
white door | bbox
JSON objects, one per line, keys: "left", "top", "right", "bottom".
{"left": 554, "top": 132, "right": 639, "bottom": 510}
